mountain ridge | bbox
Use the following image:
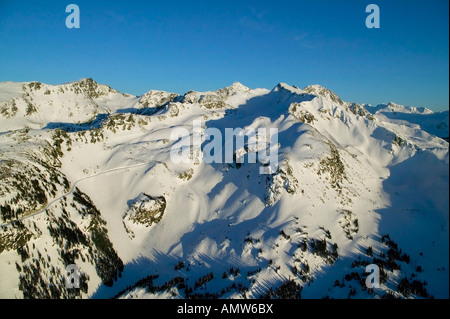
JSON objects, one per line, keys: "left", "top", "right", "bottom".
{"left": 0, "top": 78, "right": 448, "bottom": 299}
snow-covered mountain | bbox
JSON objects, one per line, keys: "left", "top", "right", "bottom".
{"left": 0, "top": 78, "right": 140, "bottom": 132}
{"left": 365, "top": 102, "right": 449, "bottom": 140}
{"left": 0, "top": 79, "right": 448, "bottom": 299}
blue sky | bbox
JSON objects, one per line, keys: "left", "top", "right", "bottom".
{"left": 0, "top": 0, "right": 448, "bottom": 110}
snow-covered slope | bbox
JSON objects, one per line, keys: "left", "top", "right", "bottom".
{"left": 366, "top": 102, "right": 449, "bottom": 139}
{"left": 0, "top": 78, "right": 140, "bottom": 131}
{"left": 0, "top": 80, "right": 448, "bottom": 299}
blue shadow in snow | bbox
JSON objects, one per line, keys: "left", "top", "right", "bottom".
{"left": 44, "top": 113, "right": 109, "bottom": 132}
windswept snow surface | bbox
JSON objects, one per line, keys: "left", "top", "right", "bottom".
{"left": 0, "top": 79, "right": 448, "bottom": 299}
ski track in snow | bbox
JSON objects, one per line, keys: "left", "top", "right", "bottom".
{"left": 0, "top": 161, "right": 158, "bottom": 228}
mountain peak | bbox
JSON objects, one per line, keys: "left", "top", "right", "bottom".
{"left": 303, "top": 84, "right": 344, "bottom": 105}
{"left": 76, "top": 77, "right": 97, "bottom": 84}
{"left": 72, "top": 78, "right": 119, "bottom": 97}
{"left": 272, "top": 82, "right": 304, "bottom": 95}
{"left": 229, "top": 81, "right": 248, "bottom": 90}
{"left": 387, "top": 101, "right": 402, "bottom": 108}
{"left": 215, "top": 82, "right": 251, "bottom": 96}
{"left": 138, "top": 90, "right": 179, "bottom": 108}
{"left": 376, "top": 102, "right": 434, "bottom": 115}
{"left": 64, "top": 77, "right": 98, "bottom": 87}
